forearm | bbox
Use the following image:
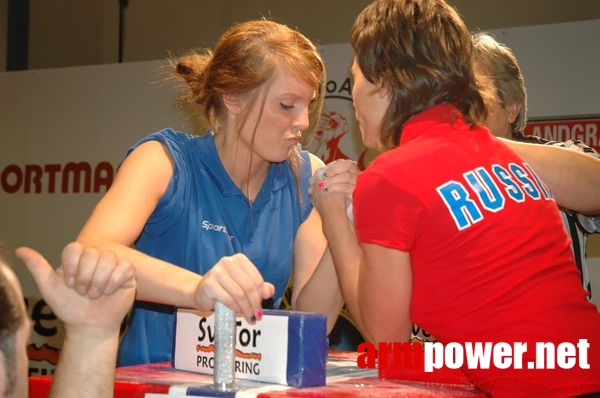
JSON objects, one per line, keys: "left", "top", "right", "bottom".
{"left": 294, "top": 248, "right": 344, "bottom": 333}
{"left": 357, "top": 244, "right": 413, "bottom": 344}
{"left": 76, "top": 236, "right": 201, "bottom": 308}
{"left": 320, "top": 207, "right": 368, "bottom": 339}
{"left": 502, "top": 139, "right": 600, "bottom": 214}
{"left": 298, "top": 157, "right": 363, "bottom": 330}
{"left": 50, "top": 328, "right": 119, "bottom": 398}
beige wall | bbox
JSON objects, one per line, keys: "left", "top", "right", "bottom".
{"left": 589, "top": 235, "right": 600, "bottom": 257}
{"left": 11, "top": 0, "right": 600, "bottom": 70}
{"left": 25, "top": 0, "right": 373, "bottom": 69}
{"left": 27, "top": 0, "right": 114, "bottom": 68}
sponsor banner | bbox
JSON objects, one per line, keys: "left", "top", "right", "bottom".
{"left": 173, "top": 308, "right": 327, "bottom": 387}
{"left": 173, "top": 309, "right": 289, "bottom": 384}
{"left": 523, "top": 116, "right": 600, "bottom": 153}
{"left": 1, "top": 60, "right": 181, "bottom": 376}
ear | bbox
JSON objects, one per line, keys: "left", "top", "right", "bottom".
{"left": 377, "top": 84, "right": 392, "bottom": 101}
{"left": 223, "top": 94, "right": 243, "bottom": 114}
{"left": 507, "top": 102, "right": 522, "bottom": 124}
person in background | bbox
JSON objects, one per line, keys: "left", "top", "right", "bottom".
{"left": 310, "top": 0, "right": 600, "bottom": 396}
{"left": 0, "top": 242, "right": 135, "bottom": 398}
{"left": 75, "top": 19, "right": 345, "bottom": 366}
{"left": 472, "top": 31, "right": 600, "bottom": 297}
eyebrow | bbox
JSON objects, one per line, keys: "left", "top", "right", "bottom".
{"left": 279, "top": 92, "right": 317, "bottom": 102}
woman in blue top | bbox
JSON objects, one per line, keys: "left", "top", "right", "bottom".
{"left": 75, "top": 19, "right": 344, "bottom": 365}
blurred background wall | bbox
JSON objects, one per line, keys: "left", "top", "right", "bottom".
{"left": 1, "top": 0, "right": 600, "bottom": 71}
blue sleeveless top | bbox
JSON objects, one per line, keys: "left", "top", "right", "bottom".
{"left": 118, "top": 129, "right": 312, "bottom": 365}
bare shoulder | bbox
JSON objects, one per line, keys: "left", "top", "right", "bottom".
{"left": 111, "top": 139, "right": 174, "bottom": 198}
{"left": 127, "top": 140, "right": 173, "bottom": 164}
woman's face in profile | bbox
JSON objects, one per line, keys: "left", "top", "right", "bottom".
{"left": 350, "top": 58, "right": 390, "bottom": 150}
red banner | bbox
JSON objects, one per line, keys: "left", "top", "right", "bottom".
{"left": 523, "top": 117, "right": 600, "bottom": 153}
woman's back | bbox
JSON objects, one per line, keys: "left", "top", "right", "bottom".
{"left": 354, "top": 104, "right": 600, "bottom": 397}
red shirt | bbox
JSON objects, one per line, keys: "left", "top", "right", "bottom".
{"left": 354, "top": 104, "right": 600, "bottom": 397}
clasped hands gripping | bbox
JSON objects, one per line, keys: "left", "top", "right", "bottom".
{"left": 309, "top": 159, "right": 359, "bottom": 219}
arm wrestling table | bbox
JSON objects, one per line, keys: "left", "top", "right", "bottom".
{"left": 29, "top": 350, "right": 486, "bottom": 397}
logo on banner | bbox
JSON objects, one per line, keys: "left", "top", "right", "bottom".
{"left": 1, "top": 161, "right": 116, "bottom": 194}
{"left": 194, "top": 316, "right": 263, "bottom": 375}
{"left": 307, "top": 77, "right": 377, "bottom": 170}
{"left": 173, "top": 309, "right": 290, "bottom": 384}
{"left": 24, "top": 297, "right": 64, "bottom": 376}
